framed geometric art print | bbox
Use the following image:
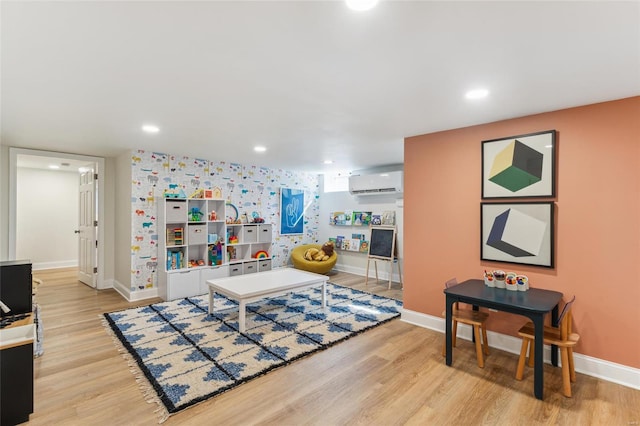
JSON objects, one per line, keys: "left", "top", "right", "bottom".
{"left": 482, "top": 130, "right": 556, "bottom": 199}
{"left": 481, "top": 202, "right": 554, "bottom": 268}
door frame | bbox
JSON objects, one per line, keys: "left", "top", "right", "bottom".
{"left": 8, "top": 147, "right": 105, "bottom": 289}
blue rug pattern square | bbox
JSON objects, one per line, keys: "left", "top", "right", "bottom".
{"left": 103, "top": 283, "right": 402, "bottom": 421}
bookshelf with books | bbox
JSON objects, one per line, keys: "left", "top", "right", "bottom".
{"left": 329, "top": 210, "right": 395, "bottom": 254}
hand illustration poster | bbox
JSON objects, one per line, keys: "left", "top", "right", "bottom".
{"left": 280, "top": 188, "right": 304, "bottom": 235}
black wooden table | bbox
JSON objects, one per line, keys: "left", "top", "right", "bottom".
{"left": 444, "top": 279, "right": 563, "bottom": 400}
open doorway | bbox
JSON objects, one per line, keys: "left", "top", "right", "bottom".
{"left": 8, "top": 148, "right": 105, "bottom": 289}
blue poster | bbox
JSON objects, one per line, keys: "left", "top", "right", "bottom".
{"left": 280, "top": 188, "right": 304, "bottom": 235}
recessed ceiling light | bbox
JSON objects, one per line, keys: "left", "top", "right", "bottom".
{"left": 48, "top": 165, "right": 60, "bottom": 169}
{"left": 324, "top": 160, "right": 333, "bottom": 165}
{"left": 254, "top": 146, "right": 267, "bottom": 153}
{"left": 346, "top": 0, "right": 378, "bottom": 11}
{"left": 142, "top": 124, "right": 160, "bottom": 134}
{"left": 465, "top": 88, "right": 489, "bottom": 100}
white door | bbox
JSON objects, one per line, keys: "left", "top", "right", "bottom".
{"left": 78, "top": 166, "right": 97, "bottom": 287}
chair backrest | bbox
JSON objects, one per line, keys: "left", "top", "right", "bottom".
{"left": 557, "top": 295, "right": 576, "bottom": 340}
{"left": 445, "top": 278, "right": 459, "bottom": 309}
{"left": 445, "top": 278, "right": 458, "bottom": 289}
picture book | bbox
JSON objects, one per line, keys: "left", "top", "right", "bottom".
{"left": 382, "top": 211, "right": 396, "bottom": 225}
{"left": 352, "top": 211, "right": 372, "bottom": 226}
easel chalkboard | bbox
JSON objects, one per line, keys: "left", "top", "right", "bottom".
{"left": 369, "top": 227, "right": 396, "bottom": 259}
{"left": 366, "top": 226, "right": 402, "bottom": 289}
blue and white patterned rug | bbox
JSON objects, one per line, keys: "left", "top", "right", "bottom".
{"left": 103, "top": 283, "right": 402, "bottom": 422}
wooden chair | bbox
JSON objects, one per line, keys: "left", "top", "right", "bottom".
{"left": 441, "top": 278, "right": 490, "bottom": 368}
{"left": 515, "top": 296, "right": 579, "bottom": 397}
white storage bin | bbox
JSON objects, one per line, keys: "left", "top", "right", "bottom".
{"left": 229, "top": 264, "right": 243, "bottom": 276}
{"left": 165, "top": 269, "right": 199, "bottom": 300}
{"left": 242, "top": 225, "right": 258, "bottom": 243}
{"left": 166, "top": 201, "right": 187, "bottom": 223}
{"left": 188, "top": 224, "right": 207, "bottom": 245}
{"left": 243, "top": 261, "right": 258, "bottom": 274}
{"left": 200, "top": 265, "right": 229, "bottom": 294}
{"left": 258, "top": 224, "right": 272, "bottom": 243}
{"left": 258, "top": 259, "right": 272, "bottom": 272}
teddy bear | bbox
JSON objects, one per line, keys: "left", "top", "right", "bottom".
{"left": 303, "top": 241, "right": 335, "bottom": 262}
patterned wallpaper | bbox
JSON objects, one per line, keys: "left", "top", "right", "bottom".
{"left": 129, "top": 150, "right": 320, "bottom": 292}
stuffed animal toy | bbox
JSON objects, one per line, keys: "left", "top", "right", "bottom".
{"left": 303, "top": 247, "right": 322, "bottom": 261}
{"left": 321, "top": 241, "right": 335, "bottom": 258}
{"left": 303, "top": 241, "right": 335, "bottom": 262}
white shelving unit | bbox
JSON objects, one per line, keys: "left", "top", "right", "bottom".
{"left": 158, "top": 198, "right": 273, "bottom": 301}
{"left": 226, "top": 223, "right": 272, "bottom": 276}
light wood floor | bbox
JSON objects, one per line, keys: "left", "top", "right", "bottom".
{"left": 27, "top": 267, "right": 639, "bottom": 425}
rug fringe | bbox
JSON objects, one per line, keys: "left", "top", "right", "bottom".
{"left": 101, "top": 315, "right": 171, "bottom": 424}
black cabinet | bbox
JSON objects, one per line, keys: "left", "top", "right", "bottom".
{"left": 0, "top": 260, "right": 34, "bottom": 425}
{"left": 1, "top": 341, "right": 34, "bottom": 425}
{"left": 0, "top": 260, "right": 33, "bottom": 317}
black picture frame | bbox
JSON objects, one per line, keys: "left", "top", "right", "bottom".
{"left": 481, "top": 202, "right": 554, "bottom": 268}
{"left": 482, "top": 130, "right": 556, "bottom": 199}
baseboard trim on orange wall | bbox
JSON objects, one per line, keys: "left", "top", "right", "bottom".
{"left": 401, "top": 308, "right": 640, "bottom": 391}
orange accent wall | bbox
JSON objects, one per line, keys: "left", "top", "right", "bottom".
{"left": 404, "top": 96, "right": 640, "bottom": 368}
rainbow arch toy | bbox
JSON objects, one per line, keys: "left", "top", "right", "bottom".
{"left": 254, "top": 250, "right": 269, "bottom": 259}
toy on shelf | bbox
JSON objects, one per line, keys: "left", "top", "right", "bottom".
{"left": 226, "top": 202, "right": 239, "bottom": 224}
{"left": 167, "top": 227, "right": 184, "bottom": 246}
{"left": 229, "top": 235, "right": 239, "bottom": 244}
{"left": 208, "top": 210, "right": 217, "bottom": 221}
{"left": 208, "top": 242, "right": 223, "bottom": 266}
{"left": 189, "top": 189, "right": 205, "bottom": 199}
{"left": 227, "top": 246, "right": 237, "bottom": 261}
{"left": 251, "top": 211, "right": 265, "bottom": 223}
{"left": 254, "top": 250, "right": 269, "bottom": 259}
{"left": 164, "top": 184, "right": 187, "bottom": 199}
{"left": 189, "top": 207, "right": 203, "bottom": 222}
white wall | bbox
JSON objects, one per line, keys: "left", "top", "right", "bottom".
{"left": 114, "top": 152, "right": 132, "bottom": 291}
{"left": 16, "top": 167, "right": 79, "bottom": 269}
{"left": 318, "top": 177, "right": 404, "bottom": 282}
{"left": 0, "top": 145, "right": 9, "bottom": 260}
{"left": 101, "top": 157, "right": 116, "bottom": 289}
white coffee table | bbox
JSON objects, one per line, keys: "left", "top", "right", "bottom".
{"left": 207, "top": 267, "right": 329, "bottom": 332}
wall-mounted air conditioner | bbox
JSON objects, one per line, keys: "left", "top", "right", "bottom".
{"left": 348, "top": 171, "right": 403, "bottom": 196}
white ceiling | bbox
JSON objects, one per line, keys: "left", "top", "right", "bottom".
{"left": 16, "top": 154, "right": 93, "bottom": 173}
{"left": 2, "top": 1, "right": 639, "bottom": 174}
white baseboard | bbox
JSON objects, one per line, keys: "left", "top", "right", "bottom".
{"left": 401, "top": 308, "right": 640, "bottom": 391}
{"left": 334, "top": 264, "right": 402, "bottom": 285}
{"left": 112, "top": 279, "right": 159, "bottom": 302}
{"left": 98, "top": 278, "right": 114, "bottom": 290}
{"left": 32, "top": 260, "right": 78, "bottom": 270}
